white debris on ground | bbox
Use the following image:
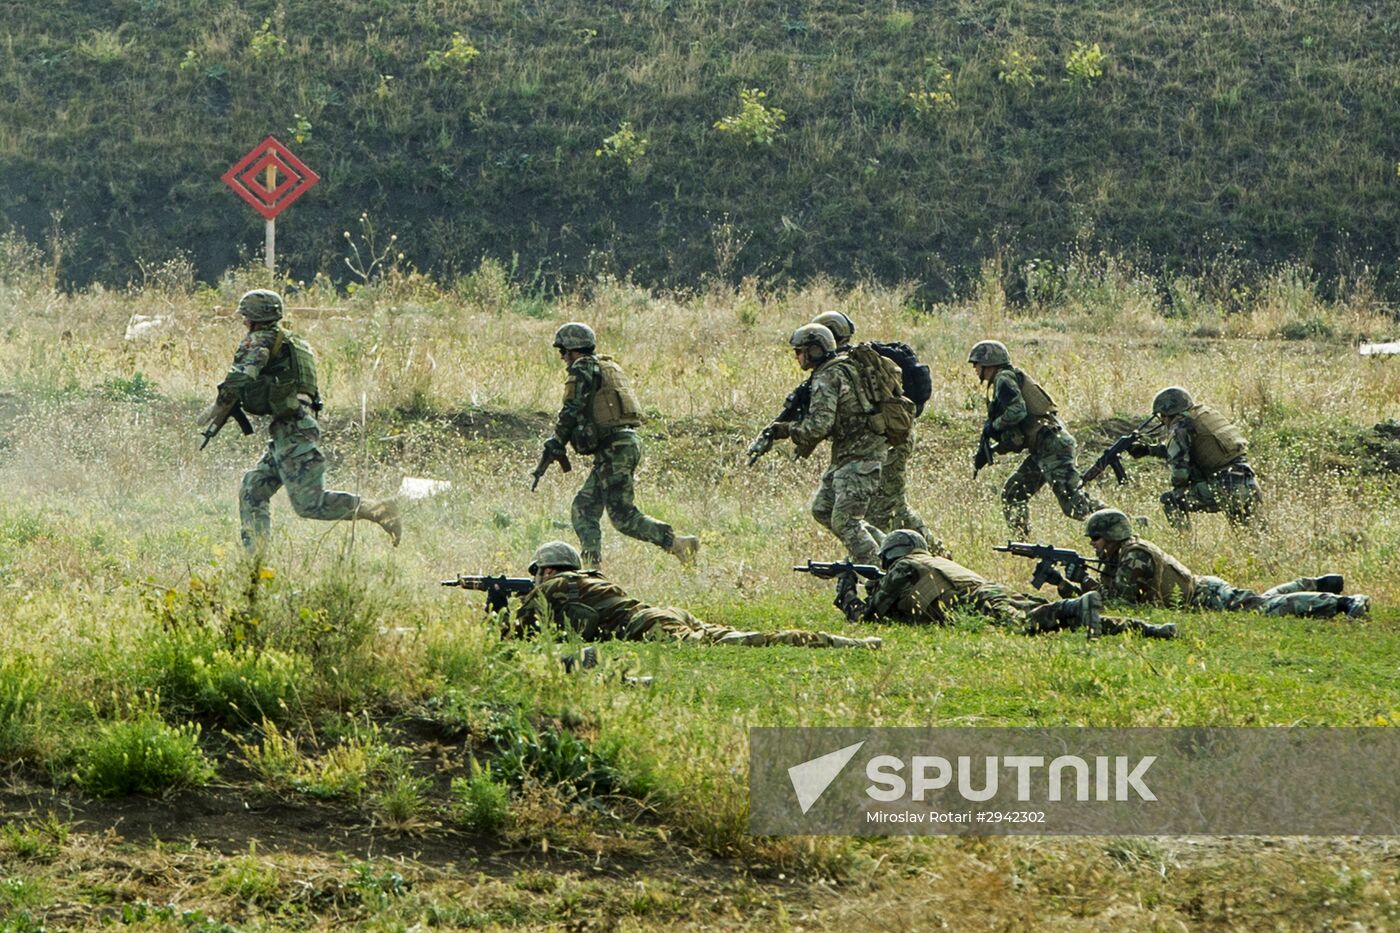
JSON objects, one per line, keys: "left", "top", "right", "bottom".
{"left": 1359, "top": 341, "right": 1400, "bottom": 356}
{"left": 124, "top": 314, "right": 169, "bottom": 340}
{"left": 399, "top": 476, "right": 452, "bottom": 500}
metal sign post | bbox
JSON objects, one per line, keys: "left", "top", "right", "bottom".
{"left": 221, "top": 136, "right": 320, "bottom": 272}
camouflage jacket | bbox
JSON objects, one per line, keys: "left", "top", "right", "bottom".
{"left": 1089, "top": 538, "right": 1195, "bottom": 606}
{"left": 216, "top": 326, "right": 280, "bottom": 404}
{"left": 513, "top": 570, "right": 645, "bottom": 641}
{"left": 553, "top": 355, "right": 602, "bottom": 450}
{"left": 862, "top": 551, "right": 985, "bottom": 624}
{"left": 1141, "top": 417, "right": 1202, "bottom": 486}
{"left": 786, "top": 356, "right": 886, "bottom": 466}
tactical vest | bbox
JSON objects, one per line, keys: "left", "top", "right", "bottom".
{"left": 1185, "top": 404, "right": 1247, "bottom": 472}
{"left": 988, "top": 368, "right": 1058, "bottom": 450}
{"left": 239, "top": 329, "right": 319, "bottom": 419}
{"left": 541, "top": 570, "right": 642, "bottom": 640}
{"left": 1120, "top": 539, "right": 1195, "bottom": 606}
{"left": 896, "top": 553, "right": 987, "bottom": 621}
{"left": 847, "top": 344, "right": 914, "bottom": 445}
{"left": 590, "top": 356, "right": 644, "bottom": 430}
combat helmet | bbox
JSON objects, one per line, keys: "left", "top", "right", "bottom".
{"left": 967, "top": 340, "right": 1011, "bottom": 367}
{"left": 237, "top": 289, "right": 284, "bottom": 323}
{"left": 553, "top": 322, "right": 596, "bottom": 352}
{"left": 1084, "top": 509, "right": 1134, "bottom": 543}
{"left": 811, "top": 311, "right": 855, "bottom": 344}
{"left": 789, "top": 323, "right": 837, "bottom": 354}
{"left": 1152, "top": 386, "right": 1194, "bottom": 419}
{"left": 529, "top": 540, "right": 583, "bottom": 574}
{"left": 879, "top": 529, "right": 930, "bottom": 565}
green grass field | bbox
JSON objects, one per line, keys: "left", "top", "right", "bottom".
{"left": 2, "top": 259, "right": 1400, "bottom": 928}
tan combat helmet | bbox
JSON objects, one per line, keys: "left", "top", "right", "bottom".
{"left": 237, "top": 289, "right": 284, "bottom": 323}
{"left": 811, "top": 311, "right": 855, "bottom": 345}
{"left": 528, "top": 540, "right": 583, "bottom": 574}
{"left": 552, "top": 322, "right": 597, "bottom": 352}
{"left": 789, "top": 323, "right": 837, "bottom": 354}
{"left": 1084, "top": 509, "right": 1134, "bottom": 542}
{"left": 967, "top": 340, "right": 1011, "bottom": 367}
{"left": 1152, "top": 386, "right": 1194, "bottom": 419}
{"left": 878, "top": 528, "right": 929, "bottom": 565}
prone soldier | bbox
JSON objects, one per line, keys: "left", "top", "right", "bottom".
{"left": 196, "top": 290, "right": 400, "bottom": 551}
{"left": 537, "top": 322, "right": 698, "bottom": 568}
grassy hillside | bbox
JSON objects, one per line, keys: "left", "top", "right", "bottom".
{"left": 1, "top": 1, "right": 1398, "bottom": 296}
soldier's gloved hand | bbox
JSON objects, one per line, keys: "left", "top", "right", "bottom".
{"left": 485, "top": 586, "right": 510, "bottom": 614}
{"left": 1043, "top": 567, "right": 1066, "bottom": 588}
{"left": 1056, "top": 581, "right": 1079, "bottom": 599}
{"left": 543, "top": 437, "right": 567, "bottom": 458}
{"left": 194, "top": 401, "right": 221, "bottom": 427}
{"left": 1127, "top": 442, "right": 1153, "bottom": 458}
{"left": 835, "top": 590, "right": 865, "bottom": 623}
{"left": 765, "top": 421, "right": 792, "bottom": 440}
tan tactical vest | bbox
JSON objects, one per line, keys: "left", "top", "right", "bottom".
{"left": 540, "top": 570, "right": 642, "bottom": 640}
{"left": 591, "top": 356, "right": 644, "bottom": 429}
{"left": 1185, "top": 404, "right": 1247, "bottom": 472}
{"left": 1121, "top": 539, "right": 1195, "bottom": 606}
{"left": 896, "top": 553, "right": 987, "bottom": 621}
{"left": 239, "top": 329, "right": 319, "bottom": 419}
{"left": 989, "top": 368, "right": 1059, "bottom": 450}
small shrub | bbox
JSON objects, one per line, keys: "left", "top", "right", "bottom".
{"left": 0, "top": 657, "right": 42, "bottom": 757}
{"left": 713, "top": 88, "right": 786, "bottom": 147}
{"left": 999, "top": 47, "right": 1041, "bottom": 89}
{"left": 451, "top": 758, "right": 510, "bottom": 833}
{"left": 248, "top": 19, "right": 286, "bottom": 61}
{"left": 238, "top": 718, "right": 394, "bottom": 799}
{"left": 371, "top": 771, "right": 430, "bottom": 831}
{"left": 1, "top": 813, "right": 69, "bottom": 862}
{"left": 74, "top": 707, "right": 215, "bottom": 797}
{"left": 96, "top": 371, "right": 159, "bottom": 402}
{"left": 425, "top": 32, "right": 480, "bottom": 74}
{"left": 596, "top": 121, "right": 649, "bottom": 167}
{"left": 492, "top": 712, "right": 621, "bottom": 798}
{"left": 883, "top": 9, "right": 915, "bottom": 34}
{"left": 286, "top": 113, "right": 312, "bottom": 144}
{"left": 213, "top": 843, "right": 282, "bottom": 905}
{"left": 1065, "top": 42, "right": 1105, "bottom": 86}
{"left": 1279, "top": 316, "right": 1334, "bottom": 341}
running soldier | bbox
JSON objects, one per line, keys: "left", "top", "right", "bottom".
{"left": 196, "top": 289, "right": 400, "bottom": 551}
{"left": 538, "top": 323, "right": 698, "bottom": 569}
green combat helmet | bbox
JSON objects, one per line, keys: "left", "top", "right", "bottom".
{"left": 967, "top": 340, "right": 1011, "bottom": 367}
{"left": 811, "top": 311, "right": 855, "bottom": 345}
{"left": 879, "top": 528, "right": 929, "bottom": 565}
{"left": 789, "top": 323, "right": 837, "bottom": 354}
{"left": 1084, "top": 508, "right": 1134, "bottom": 542}
{"left": 529, "top": 540, "right": 583, "bottom": 574}
{"left": 553, "top": 322, "right": 596, "bottom": 352}
{"left": 237, "top": 289, "right": 284, "bottom": 323}
{"left": 1152, "top": 386, "right": 1194, "bottom": 419}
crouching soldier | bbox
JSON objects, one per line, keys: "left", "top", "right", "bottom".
{"left": 1075, "top": 509, "right": 1368, "bottom": 618}
{"left": 847, "top": 530, "right": 1175, "bottom": 638}
{"left": 504, "top": 541, "right": 881, "bottom": 649}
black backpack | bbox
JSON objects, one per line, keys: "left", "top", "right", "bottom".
{"left": 869, "top": 341, "right": 932, "bottom": 416}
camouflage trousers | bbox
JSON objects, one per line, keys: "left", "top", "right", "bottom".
{"left": 240, "top": 412, "right": 361, "bottom": 551}
{"left": 811, "top": 458, "right": 884, "bottom": 564}
{"left": 572, "top": 431, "right": 672, "bottom": 565}
{"left": 628, "top": 606, "right": 852, "bottom": 648}
{"left": 1191, "top": 576, "right": 1345, "bottom": 618}
{"left": 868, "top": 431, "right": 929, "bottom": 543}
{"left": 938, "top": 585, "right": 1143, "bottom": 637}
{"left": 1003, "top": 427, "right": 1105, "bottom": 537}
{"left": 1162, "top": 460, "right": 1264, "bottom": 531}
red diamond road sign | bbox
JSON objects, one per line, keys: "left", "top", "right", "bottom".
{"left": 221, "top": 136, "right": 320, "bottom": 220}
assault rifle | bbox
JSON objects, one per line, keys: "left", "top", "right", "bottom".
{"left": 973, "top": 421, "right": 996, "bottom": 477}
{"left": 441, "top": 574, "right": 535, "bottom": 612}
{"left": 747, "top": 378, "right": 813, "bottom": 465}
{"left": 530, "top": 442, "right": 572, "bottom": 491}
{"left": 794, "top": 559, "right": 886, "bottom": 620}
{"left": 1081, "top": 415, "right": 1158, "bottom": 486}
{"left": 993, "top": 542, "right": 1100, "bottom": 590}
{"left": 199, "top": 399, "right": 255, "bottom": 450}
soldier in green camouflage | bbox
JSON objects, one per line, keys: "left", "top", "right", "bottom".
{"left": 540, "top": 323, "right": 698, "bottom": 568}
{"left": 846, "top": 530, "right": 1175, "bottom": 638}
{"left": 812, "top": 311, "right": 930, "bottom": 545}
{"left": 763, "top": 324, "right": 886, "bottom": 563}
{"left": 1128, "top": 386, "right": 1264, "bottom": 530}
{"left": 969, "top": 340, "right": 1105, "bottom": 537}
{"left": 503, "top": 541, "right": 880, "bottom": 648}
{"left": 1072, "top": 509, "right": 1369, "bottom": 618}
{"left": 196, "top": 290, "right": 400, "bottom": 552}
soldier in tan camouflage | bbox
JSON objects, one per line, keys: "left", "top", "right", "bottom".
{"left": 541, "top": 323, "right": 698, "bottom": 568}
{"left": 762, "top": 324, "right": 886, "bottom": 563}
{"left": 1128, "top": 386, "right": 1264, "bottom": 530}
{"left": 846, "top": 530, "right": 1175, "bottom": 638}
{"left": 811, "top": 311, "right": 931, "bottom": 545}
{"left": 1072, "top": 509, "right": 1369, "bottom": 618}
{"left": 504, "top": 541, "right": 880, "bottom": 648}
{"left": 969, "top": 340, "right": 1105, "bottom": 537}
{"left": 195, "top": 290, "right": 400, "bottom": 552}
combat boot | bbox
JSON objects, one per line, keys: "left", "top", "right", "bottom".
{"left": 1099, "top": 617, "right": 1177, "bottom": 639}
{"left": 1314, "top": 574, "right": 1344, "bottom": 594}
{"left": 1075, "top": 591, "right": 1103, "bottom": 638}
{"left": 667, "top": 533, "right": 700, "bottom": 564}
{"left": 358, "top": 498, "right": 402, "bottom": 546}
{"left": 819, "top": 633, "right": 883, "bottom": 650}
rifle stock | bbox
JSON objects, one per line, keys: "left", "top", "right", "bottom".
{"left": 199, "top": 399, "right": 255, "bottom": 450}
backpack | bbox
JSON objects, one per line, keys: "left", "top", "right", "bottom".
{"left": 845, "top": 344, "right": 914, "bottom": 446}
{"left": 869, "top": 341, "right": 932, "bottom": 416}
